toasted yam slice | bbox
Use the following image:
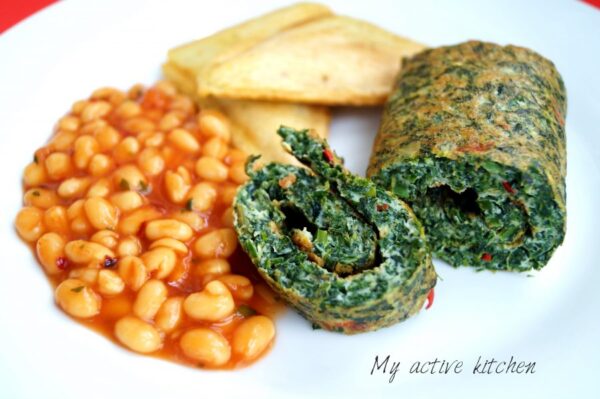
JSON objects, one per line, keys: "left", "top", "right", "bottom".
{"left": 197, "top": 15, "right": 426, "bottom": 105}
{"left": 163, "top": 62, "right": 330, "bottom": 165}
{"left": 162, "top": 62, "right": 197, "bottom": 98}
{"left": 201, "top": 97, "right": 330, "bottom": 165}
{"left": 167, "top": 2, "right": 333, "bottom": 81}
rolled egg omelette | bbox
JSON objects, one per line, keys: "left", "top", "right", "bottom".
{"left": 368, "top": 41, "right": 567, "bottom": 271}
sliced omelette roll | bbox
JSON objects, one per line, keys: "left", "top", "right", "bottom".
{"left": 234, "top": 127, "right": 436, "bottom": 334}
{"left": 368, "top": 41, "right": 567, "bottom": 271}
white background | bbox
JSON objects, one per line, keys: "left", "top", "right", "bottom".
{"left": 0, "top": 1, "right": 599, "bottom": 398}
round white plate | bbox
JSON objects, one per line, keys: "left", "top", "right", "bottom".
{"left": 1, "top": 0, "right": 599, "bottom": 398}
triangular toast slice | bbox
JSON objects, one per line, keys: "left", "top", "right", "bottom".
{"left": 196, "top": 15, "right": 425, "bottom": 105}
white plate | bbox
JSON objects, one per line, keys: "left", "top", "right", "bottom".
{"left": 1, "top": 0, "right": 599, "bottom": 398}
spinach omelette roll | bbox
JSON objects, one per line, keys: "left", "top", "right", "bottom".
{"left": 368, "top": 41, "right": 566, "bottom": 271}
{"left": 234, "top": 127, "right": 436, "bottom": 333}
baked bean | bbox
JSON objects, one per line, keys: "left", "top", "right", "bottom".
{"left": 114, "top": 137, "right": 140, "bottom": 164}
{"left": 95, "top": 126, "right": 121, "bottom": 151}
{"left": 195, "top": 157, "right": 228, "bottom": 182}
{"left": 169, "top": 95, "right": 195, "bottom": 115}
{"left": 68, "top": 267, "right": 99, "bottom": 284}
{"left": 201, "top": 137, "right": 228, "bottom": 160}
{"left": 218, "top": 274, "right": 254, "bottom": 301}
{"left": 92, "top": 87, "right": 124, "bottom": 103}
{"left": 168, "top": 128, "right": 200, "bottom": 153}
{"left": 224, "top": 148, "right": 247, "bottom": 165}
{"left": 91, "top": 87, "right": 119, "bottom": 100}
{"left": 186, "top": 182, "right": 217, "bottom": 212}
{"left": 58, "top": 177, "right": 92, "bottom": 199}
{"left": 183, "top": 280, "right": 234, "bottom": 321}
{"left": 23, "top": 162, "right": 47, "bottom": 186}
{"left": 114, "top": 100, "right": 141, "bottom": 119}
{"left": 231, "top": 316, "right": 275, "bottom": 361}
{"left": 65, "top": 240, "right": 114, "bottom": 265}
{"left": 67, "top": 199, "right": 93, "bottom": 235}
{"left": 141, "top": 247, "right": 177, "bottom": 279}
{"left": 43, "top": 206, "right": 70, "bottom": 235}
{"left": 173, "top": 210, "right": 206, "bottom": 232}
{"left": 221, "top": 207, "right": 235, "bottom": 228}
{"left": 155, "top": 297, "right": 183, "bottom": 332}
{"left": 158, "top": 111, "right": 183, "bottom": 131}
{"left": 136, "top": 131, "right": 149, "bottom": 146}
{"left": 118, "top": 206, "right": 161, "bottom": 235}
{"left": 194, "top": 259, "right": 231, "bottom": 277}
{"left": 84, "top": 197, "right": 118, "bottom": 230}
{"left": 81, "top": 101, "right": 112, "bottom": 122}
{"left": 110, "top": 191, "right": 143, "bottom": 212}
{"left": 127, "top": 83, "right": 144, "bottom": 100}
{"left": 198, "top": 109, "right": 231, "bottom": 142}
{"left": 55, "top": 279, "right": 101, "bottom": 318}
{"left": 24, "top": 188, "right": 59, "bottom": 209}
{"left": 86, "top": 177, "right": 112, "bottom": 198}
{"left": 123, "top": 117, "right": 155, "bottom": 134}
{"left": 118, "top": 256, "right": 148, "bottom": 291}
{"left": 57, "top": 115, "right": 80, "bottom": 131}
{"left": 97, "top": 269, "right": 125, "bottom": 296}
{"left": 176, "top": 165, "right": 192, "bottom": 183}
{"left": 113, "top": 165, "right": 147, "bottom": 191}
{"left": 70, "top": 219, "right": 91, "bottom": 236}
{"left": 133, "top": 279, "right": 167, "bottom": 321}
{"left": 193, "top": 228, "right": 238, "bottom": 259}
{"left": 108, "top": 93, "right": 126, "bottom": 107}
{"left": 71, "top": 99, "right": 88, "bottom": 115}
{"left": 67, "top": 199, "right": 84, "bottom": 218}
{"left": 155, "top": 80, "right": 177, "bottom": 97}
{"left": 164, "top": 169, "right": 190, "bottom": 204}
{"left": 80, "top": 119, "right": 108, "bottom": 136}
{"left": 117, "top": 236, "right": 142, "bottom": 257}
{"left": 179, "top": 328, "right": 231, "bottom": 367}
{"left": 90, "top": 230, "right": 119, "bottom": 249}
{"left": 49, "top": 131, "right": 77, "bottom": 152}
{"left": 137, "top": 148, "right": 164, "bottom": 176}
{"left": 228, "top": 161, "right": 248, "bottom": 184}
{"left": 88, "top": 154, "right": 114, "bottom": 176}
{"left": 114, "top": 316, "right": 162, "bottom": 353}
{"left": 15, "top": 206, "right": 45, "bottom": 242}
{"left": 142, "top": 132, "right": 165, "bottom": 147}
{"left": 44, "top": 152, "right": 72, "bottom": 181}
{"left": 73, "top": 135, "right": 99, "bottom": 169}
{"left": 145, "top": 219, "right": 193, "bottom": 241}
{"left": 36, "top": 232, "right": 66, "bottom": 274}
{"left": 149, "top": 238, "right": 188, "bottom": 255}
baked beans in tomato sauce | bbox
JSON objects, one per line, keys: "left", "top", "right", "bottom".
{"left": 15, "top": 81, "right": 284, "bottom": 369}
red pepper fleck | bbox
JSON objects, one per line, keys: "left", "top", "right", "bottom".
{"left": 502, "top": 181, "right": 515, "bottom": 194}
{"left": 425, "top": 288, "right": 435, "bottom": 310}
{"left": 551, "top": 97, "right": 565, "bottom": 127}
{"left": 457, "top": 142, "right": 493, "bottom": 153}
{"left": 323, "top": 148, "right": 335, "bottom": 164}
{"left": 328, "top": 320, "right": 367, "bottom": 332}
{"left": 103, "top": 256, "right": 118, "bottom": 268}
{"left": 56, "top": 256, "right": 69, "bottom": 270}
{"left": 481, "top": 253, "right": 493, "bottom": 262}
{"left": 376, "top": 203, "right": 389, "bottom": 212}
